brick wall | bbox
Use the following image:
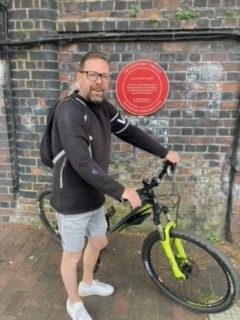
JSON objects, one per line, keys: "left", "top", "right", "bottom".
{"left": 59, "top": 40, "right": 239, "bottom": 237}
{"left": 0, "top": 7, "right": 3, "bottom": 42}
{"left": 0, "top": 59, "right": 16, "bottom": 219}
{"left": 0, "top": 0, "right": 240, "bottom": 240}
{"left": 2, "top": 0, "right": 60, "bottom": 223}
{"left": 57, "top": 0, "right": 240, "bottom": 31}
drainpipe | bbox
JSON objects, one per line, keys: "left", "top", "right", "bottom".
{"left": 0, "top": 29, "right": 240, "bottom": 46}
{"left": 0, "top": 2, "right": 19, "bottom": 192}
{"left": 225, "top": 101, "right": 240, "bottom": 242}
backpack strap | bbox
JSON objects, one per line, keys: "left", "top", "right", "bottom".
{"left": 53, "top": 149, "right": 65, "bottom": 165}
{"left": 53, "top": 95, "right": 92, "bottom": 165}
{"left": 73, "top": 96, "right": 93, "bottom": 157}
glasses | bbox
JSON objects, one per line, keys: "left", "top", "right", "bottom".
{"left": 80, "top": 71, "right": 111, "bottom": 83}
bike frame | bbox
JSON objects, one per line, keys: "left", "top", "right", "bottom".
{"left": 107, "top": 203, "right": 152, "bottom": 234}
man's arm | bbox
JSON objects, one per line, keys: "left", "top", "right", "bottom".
{"left": 106, "top": 104, "right": 180, "bottom": 207}
{"left": 106, "top": 103, "right": 173, "bottom": 159}
{"left": 107, "top": 104, "right": 180, "bottom": 162}
{"left": 121, "top": 150, "right": 180, "bottom": 209}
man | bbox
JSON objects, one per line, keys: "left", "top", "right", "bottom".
{"left": 50, "top": 51, "right": 180, "bottom": 320}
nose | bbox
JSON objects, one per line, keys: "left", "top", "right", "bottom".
{"left": 96, "top": 74, "right": 103, "bottom": 83}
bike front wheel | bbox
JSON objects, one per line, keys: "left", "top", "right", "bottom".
{"left": 142, "top": 230, "right": 239, "bottom": 313}
{"left": 37, "top": 189, "right": 61, "bottom": 243}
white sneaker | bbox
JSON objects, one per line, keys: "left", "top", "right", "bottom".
{"left": 66, "top": 299, "right": 92, "bottom": 320}
{"left": 78, "top": 279, "right": 114, "bottom": 297}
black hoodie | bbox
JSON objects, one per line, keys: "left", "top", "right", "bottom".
{"left": 50, "top": 91, "right": 168, "bottom": 214}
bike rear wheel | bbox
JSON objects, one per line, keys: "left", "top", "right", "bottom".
{"left": 37, "top": 189, "right": 61, "bottom": 243}
{"left": 142, "top": 230, "right": 239, "bottom": 313}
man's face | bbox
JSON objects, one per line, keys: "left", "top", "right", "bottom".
{"left": 77, "top": 58, "right": 111, "bottom": 104}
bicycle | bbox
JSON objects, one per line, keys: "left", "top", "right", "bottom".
{"left": 37, "top": 161, "right": 239, "bottom": 313}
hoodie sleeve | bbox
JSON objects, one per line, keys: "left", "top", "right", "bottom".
{"left": 105, "top": 102, "right": 169, "bottom": 159}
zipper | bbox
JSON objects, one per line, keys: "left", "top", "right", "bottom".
{"left": 60, "top": 156, "right": 67, "bottom": 188}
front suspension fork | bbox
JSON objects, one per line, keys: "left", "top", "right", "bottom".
{"left": 157, "top": 222, "right": 189, "bottom": 280}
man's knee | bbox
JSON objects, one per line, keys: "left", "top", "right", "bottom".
{"left": 62, "top": 251, "right": 82, "bottom": 267}
{"left": 88, "top": 235, "right": 108, "bottom": 251}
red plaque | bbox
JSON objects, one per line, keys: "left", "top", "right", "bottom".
{"left": 115, "top": 60, "right": 169, "bottom": 116}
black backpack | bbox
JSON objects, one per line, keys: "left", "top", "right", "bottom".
{"left": 40, "top": 95, "right": 90, "bottom": 169}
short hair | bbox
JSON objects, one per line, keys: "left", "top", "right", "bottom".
{"left": 79, "top": 51, "right": 110, "bottom": 71}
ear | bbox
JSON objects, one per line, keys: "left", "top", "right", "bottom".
{"left": 76, "top": 72, "right": 81, "bottom": 82}
{"left": 76, "top": 72, "right": 85, "bottom": 88}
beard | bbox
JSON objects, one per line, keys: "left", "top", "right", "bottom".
{"left": 86, "top": 85, "right": 106, "bottom": 104}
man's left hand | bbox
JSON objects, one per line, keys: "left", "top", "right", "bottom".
{"left": 165, "top": 151, "right": 180, "bottom": 164}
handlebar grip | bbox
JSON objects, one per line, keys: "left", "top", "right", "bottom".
{"left": 164, "top": 160, "right": 176, "bottom": 172}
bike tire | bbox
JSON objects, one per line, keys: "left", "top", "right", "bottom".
{"left": 37, "top": 188, "right": 62, "bottom": 244}
{"left": 142, "top": 229, "right": 239, "bottom": 313}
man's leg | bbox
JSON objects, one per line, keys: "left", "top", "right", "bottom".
{"left": 61, "top": 251, "right": 93, "bottom": 320}
{"left": 58, "top": 213, "right": 93, "bottom": 319}
{"left": 82, "top": 235, "right": 108, "bottom": 284}
{"left": 61, "top": 251, "right": 82, "bottom": 304}
{"left": 79, "top": 233, "right": 114, "bottom": 297}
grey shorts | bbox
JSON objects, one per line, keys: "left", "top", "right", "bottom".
{"left": 57, "top": 206, "right": 107, "bottom": 253}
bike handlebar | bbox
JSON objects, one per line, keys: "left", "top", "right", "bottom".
{"left": 137, "top": 161, "right": 176, "bottom": 196}
{"left": 119, "top": 161, "right": 176, "bottom": 204}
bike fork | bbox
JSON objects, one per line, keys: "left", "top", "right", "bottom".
{"left": 156, "top": 222, "right": 189, "bottom": 280}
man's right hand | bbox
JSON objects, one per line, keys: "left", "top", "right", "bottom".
{"left": 121, "top": 187, "right": 142, "bottom": 209}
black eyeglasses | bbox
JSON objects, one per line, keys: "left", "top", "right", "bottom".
{"left": 80, "top": 71, "right": 111, "bottom": 83}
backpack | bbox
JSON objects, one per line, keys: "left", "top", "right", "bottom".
{"left": 40, "top": 95, "right": 90, "bottom": 169}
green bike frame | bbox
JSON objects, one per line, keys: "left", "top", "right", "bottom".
{"left": 108, "top": 203, "right": 152, "bottom": 234}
